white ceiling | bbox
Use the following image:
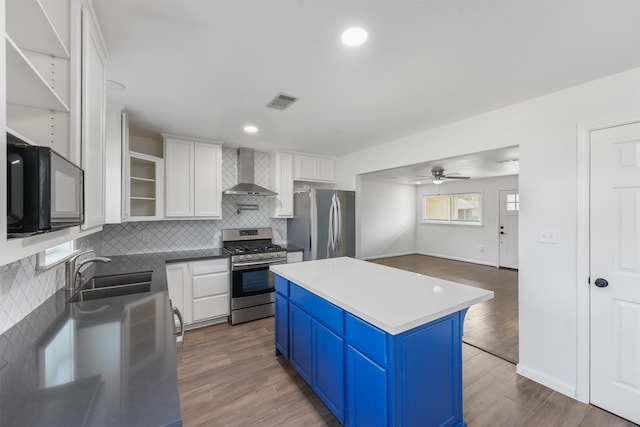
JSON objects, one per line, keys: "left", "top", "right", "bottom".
{"left": 92, "top": 0, "right": 640, "bottom": 158}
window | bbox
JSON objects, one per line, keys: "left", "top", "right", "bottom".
{"left": 423, "top": 193, "right": 482, "bottom": 224}
{"left": 37, "top": 240, "right": 79, "bottom": 270}
{"left": 507, "top": 193, "right": 520, "bottom": 211}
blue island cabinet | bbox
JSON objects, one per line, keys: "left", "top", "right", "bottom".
{"left": 274, "top": 274, "right": 468, "bottom": 427}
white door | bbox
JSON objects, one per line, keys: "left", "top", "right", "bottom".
{"left": 590, "top": 121, "right": 640, "bottom": 424}
{"left": 498, "top": 190, "right": 519, "bottom": 269}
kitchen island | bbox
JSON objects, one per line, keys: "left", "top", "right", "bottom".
{"left": 271, "top": 257, "right": 494, "bottom": 427}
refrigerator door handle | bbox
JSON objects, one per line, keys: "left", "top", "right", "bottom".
{"left": 310, "top": 190, "right": 318, "bottom": 260}
{"left": 334, "top": 194, "right": 342, "bottom": 253}
{"left": 327, "top": 194, "right": 336, "bottom": 256}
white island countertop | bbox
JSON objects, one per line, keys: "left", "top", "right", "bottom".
{"left": 271, "top": 257, "right": 494, "bottom": 335}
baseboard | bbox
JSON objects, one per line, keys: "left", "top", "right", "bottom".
{"left": 361, "top": 251, "right": 416, "bottom": 260}
{"left": 516, "top": 363, "right": 577, "bottom": 399}
{"left": 416, "top": 251, "right": 498, "bottom": 267}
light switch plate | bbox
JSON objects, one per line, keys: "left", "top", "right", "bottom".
{"left": 539, "top": 228, "right": 558, "bottom": 244}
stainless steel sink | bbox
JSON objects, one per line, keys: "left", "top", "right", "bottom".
{"left": 69, "top": 271, "right": 152, "bottom": 303}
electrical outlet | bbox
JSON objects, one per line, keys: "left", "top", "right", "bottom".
{"left": 141, "top": 231, "right": 151, "bottom": 243}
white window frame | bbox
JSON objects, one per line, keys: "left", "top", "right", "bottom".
{"left": 421, "top": 192, "right": 483, "bottom": 226}
{"left": 36, "top": 240, "right": 80, "bottom": 270}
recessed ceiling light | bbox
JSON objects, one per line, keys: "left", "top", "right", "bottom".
{"left": 244, "top": 125, "right": 258, "bottom": 134}
{"left": 341, "top": 27, "right": 368, "bottom": 47}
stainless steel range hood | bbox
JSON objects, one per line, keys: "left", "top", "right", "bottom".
{"left": 223, "top": 148, "right": 277, "bottom": 196}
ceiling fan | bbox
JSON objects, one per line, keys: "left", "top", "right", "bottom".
{"left": 412, "top": 167, "right": 471, "bottom": 185}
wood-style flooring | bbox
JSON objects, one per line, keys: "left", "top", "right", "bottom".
{"left": 370, "top": 254, "right": 519, "bottom": 363}
{"left": 176, "top": 317, "right": 635, "bottom": 427}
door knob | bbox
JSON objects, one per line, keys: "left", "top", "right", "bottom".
{"left": 594, "top": 278, "right": 609, "bottom": 288}
{"left": 500, "top": 231, "right": 505, "bottom": 235}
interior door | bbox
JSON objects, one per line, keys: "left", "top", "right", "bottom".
{"left": 498, "top": 190, "right": 519, "bottom": 269}
{"left": 590, "top": 121, "right": 640, "bottom": 424}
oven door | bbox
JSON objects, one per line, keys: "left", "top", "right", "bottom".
{"left": 231, "top": 261, "right": 285, "bottom": 299}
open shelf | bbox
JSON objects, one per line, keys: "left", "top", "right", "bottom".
{"left": 130, "top": 198, "right": 157, "bottom": 218}
{"left": 6, "top": 0, "right": 70, "bottom": 58}
{"left": 126, "top": 151, "right": 163, "bottom": 220}
{"left": 6, "top": 35, "right": 70, "bottom": 112}
{"left": 131, "top": 176, "right": 156, "bottom": 183}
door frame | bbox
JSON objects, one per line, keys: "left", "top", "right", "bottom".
{"left": 497, "top": 188, "right": 519, "bottom": 269}
{"left": 575, "top": 116, "right": 640, "bottom": 403}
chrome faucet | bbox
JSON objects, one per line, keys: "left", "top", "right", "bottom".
{"left": 65, "top": 250, "right": 111, "bottom": 291}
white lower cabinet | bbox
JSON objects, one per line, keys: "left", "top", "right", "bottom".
{"left": 166, "top": 258, "right": 230, "bottom": 329}
{"left": 287, "top": 251, "right": 304, "bottom": 263}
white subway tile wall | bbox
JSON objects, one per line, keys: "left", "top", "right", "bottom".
{"left": 0, "top": 234, "right": 100, "bottom": 335}
{"left": 101, "top": 148, "right": 286, "bottom": 255}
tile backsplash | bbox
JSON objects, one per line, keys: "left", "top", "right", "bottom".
{"left": 101, "top": 148, "right": 286, "bottom": 255}
{"left": 0, "top": 234, "right": 100, "bottom": 335}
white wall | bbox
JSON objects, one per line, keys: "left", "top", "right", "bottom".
{"left": 358, "top": 178, "right": 416, "bottom": 259}
{"left": 416, "top": 175, "right": 518, "bottom": 266}
{"left": 336, "top": 68, "right": 640, "bottom": 399}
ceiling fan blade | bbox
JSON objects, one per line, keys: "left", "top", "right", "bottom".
{"left": 444, "top": 176, "right": 470, "bottom": 180}
{"left": 410, "top": 175, "right": 434, "bottom": 180}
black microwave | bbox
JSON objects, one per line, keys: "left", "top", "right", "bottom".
{"left": 7, "top": 132, "right": 84, "bottom": 237}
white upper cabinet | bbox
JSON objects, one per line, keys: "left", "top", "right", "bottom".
{"left": 128, "top": 152, "right": 164, "bottom": 220}
{"left": 5, "top": 0, "right": 72, "bottom": 159}
{"left": 293, "top": 153, "right": 336, "bottom": 183}
{"left": 80, "top": 6, "right": 107, "bottom": 229}
{"left": 165, "top": 138, "right": 194, "bottom": 217}
{"left": 104, "top": 104, "right": 127, "bottom": 223}
{"left": 194, "top": 142, "right": 222, "bottom": 217}
{"left": 1, "top": 0, "right": 109, "bottom": 265}
{"left": 270, "top": 151, "right": 294, "bottom": 218}
{"left": 163, "top": 135, "right": 223, "bottom": 219}
{"left": 106, "top": 105, "right": 165, "bottom": 222}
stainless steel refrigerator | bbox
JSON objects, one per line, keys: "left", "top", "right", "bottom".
{"left": 287, "top": 189, "right": 355, "bottom": 261}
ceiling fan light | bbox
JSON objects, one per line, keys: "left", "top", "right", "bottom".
{"left": 432, "top": 178, "right": 444, "bottom": 185}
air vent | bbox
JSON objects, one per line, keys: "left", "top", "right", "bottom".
{"left": 266, "top": 93, "right": 299, "bottom": 110}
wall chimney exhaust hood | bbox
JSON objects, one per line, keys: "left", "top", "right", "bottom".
{"left": 223, "top": 148, "right": 277, "bottom": 196}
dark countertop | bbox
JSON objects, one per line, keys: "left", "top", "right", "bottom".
{"left": 0, "top": 249, "right": 228, "bottom": 427}
{"left": 280, "top": 244, "right": 303, "bottom": 252}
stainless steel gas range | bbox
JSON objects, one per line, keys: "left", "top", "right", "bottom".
{"left": 222, "top": 228, "right": 287, "bottom": 325}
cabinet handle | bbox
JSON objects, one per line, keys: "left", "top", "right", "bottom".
{"left": 173, "top": 306, "right": 185, "bottom": 346}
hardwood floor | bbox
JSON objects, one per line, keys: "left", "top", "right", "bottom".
{"left": 176, "top": 317, "right": 635, "bottom": 426}
{"left": 370, "top": 254, "right": 519, "bottom": 363}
